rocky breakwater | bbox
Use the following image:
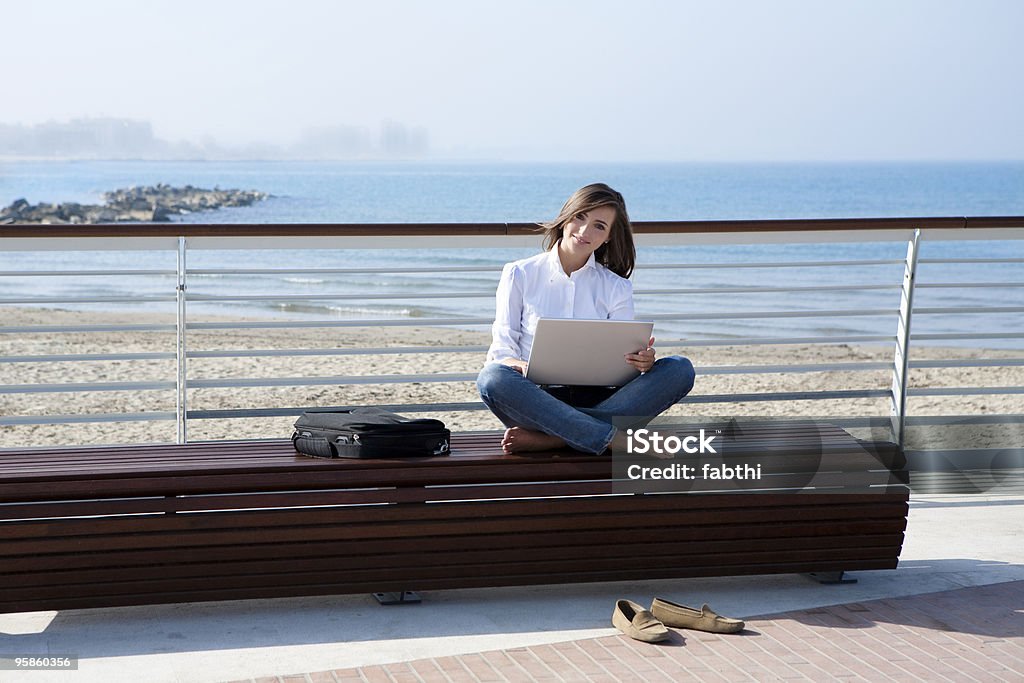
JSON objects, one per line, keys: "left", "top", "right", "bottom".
{"left": 0, "top": 184, "right": 269, "bottom": 224}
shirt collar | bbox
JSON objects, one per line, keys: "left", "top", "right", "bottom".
{"left": 547, "top": 245, "right": 597, "bottom": 279}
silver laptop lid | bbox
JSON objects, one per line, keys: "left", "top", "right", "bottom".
{"left": 525, "top": 318, "right": 655, "bottom": 387}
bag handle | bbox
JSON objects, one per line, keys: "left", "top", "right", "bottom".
{"left": 291, "top": 432, "right": 337, "bottom": 458}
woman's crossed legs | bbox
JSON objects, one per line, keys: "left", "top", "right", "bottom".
{"left": 476, "top": 356, "right": 695, "bottom": 454}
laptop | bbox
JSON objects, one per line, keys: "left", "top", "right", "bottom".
{"left": 525, "top": 318, "right": 655, "bottom": 387}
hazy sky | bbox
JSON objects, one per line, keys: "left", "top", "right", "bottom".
{"left": 4, "top": 0, "right": 1022, "bottom": 161}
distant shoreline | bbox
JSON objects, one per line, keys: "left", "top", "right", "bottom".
{"left": 0, "top": 184, "right": 268, "bottom": 224}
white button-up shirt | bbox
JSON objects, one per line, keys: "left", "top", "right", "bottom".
{"left": 486, "top": 248, "right": 635, "bottom": 364}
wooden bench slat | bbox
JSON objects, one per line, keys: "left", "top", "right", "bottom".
{"left": 0, "top": 441, "right": 903, "bottom": 501}
{"left": 0, "top": 526, "right": 907, "bottom": 574}
{"left": 0, "top": 478, "right": 906, "bottom": 522}
{"left": 0, "top": 505, "right": 909, "bottom": 558}
{"left": 5, "top": 546, "right": 905, "bottom": 595}
{"left": 0, "top": 557, "right": 903, "bottom": 613}
{"left": 0, "top": 493, "right": 909, "bottom": 539}
{"left": 0, "top": 424, "right": 894, "bottom": 470}
{"left": 0, "top": 440, "right": 897, "bottom": 477}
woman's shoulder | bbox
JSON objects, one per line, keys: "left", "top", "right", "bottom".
{"left": 502, "top": 250, "right": 552, "bottom": 275}
{"left": 594, "top": 260, "right": 633, "bottom": 288}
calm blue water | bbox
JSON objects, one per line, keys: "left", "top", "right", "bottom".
{"left": 4, "top": 160, "right": 1024, "bottom": 222}
{"left": 1, "top": 160, "right": 1022, "bottom": 347}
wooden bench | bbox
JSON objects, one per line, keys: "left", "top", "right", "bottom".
{"left": 0, "top": 423, "right": 909, "bottom": 614}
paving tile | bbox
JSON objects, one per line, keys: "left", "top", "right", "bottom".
{"left": 408, "top": 659, "right": 450, "bottom": 683}
{"left": 459, "top": 653, "right": 505, "bottom": 682}
{"left": 308, "top": 672, "right": 338, "bottom": 683}
{"left": 659, "top": 637, "right": 753, "bottom": 681}
{"left": 528, "top": 644, "right": 590, "bottom": 683}
{"left": 430, "top": 656, "right": 479, "bottom": 683}
{"left": 504, "top": 648, "right": 558, "bottom": 681}
{"left": 280, "top": 580, "right": 1024, "bottom": 683}
{"left": 561, "top": 640, "right": 618, "bottom": 679}
{"left": 359, "top": 665, "right": 393, "bottom": 683}
{"left": 593, "top": 638, "right": 676, "bottom": 681}
{"left": 384, "top": 662, "right": 422, "bottom": 683}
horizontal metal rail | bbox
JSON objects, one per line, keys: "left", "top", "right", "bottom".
{"left": 650, "top": 309, "right": 895, "bottom": 321}
{"left": 637, "top": 284, "right": 898, "bottom": 295}
{"left": 912, "top": 332, "right": 1024, "bottom": 341}
{"left": 637, "top": 259, "right": 904, "bottom": 269}
{"left": 1, "top": 283, "right": 1014, "bottom": 310}
{"left": 6, "top": 409, "right": 1015, "bottom": 430}
{"left": 186, "top": 404, "right": 488, "bottom": 420}
{"left": 0, "top": 257, "right": 1013, "bottom": 276}
{"left": 0, "top": 352, "right": 176, "bottom": 363}
{"left": 168, "top": 309, "right": 905, "bottom": 333}
{"left": 186, "top": 292, "right": 493, "bottom": 302}
{"left": 5, "top": 214, "right": 1020, "bottom": 239}
{"left": 682, "top": 334, "right": 896, "bottom": 345}
{"left": 0, "top": 269, "right": 175, "bottom": 276}
{"left": 0, "top": 296, "right": 176, "bottom": 305}
{"left": 904, "top": 414, "right": 1024, "bottom": 426}
{"left": 190, "top": 266, "right": 502, "bottom": 274}
{"left": 186, "top": 259, "right": 905, "bottom": 274}
{"left": 0, "top": 323, "right": 176, "bottom": 334}
{"left": 2, "top": 307, "right": 1015, "bottom": 335}
{"left": 913, "top": 306, "right": 1024, "bottom": 315}
{"left": 190, "top": 346, "right": 488, "bottom": 358}
{"left": 917, "top": 282, "right": 1024, "bottom": 288}
{"left": 195, "top": 414, "right": 1024, "bottom": 431}
{"left": 186, "top": 317, "right": 492, "bottom": 329}
{"left": 919, "top": 258, "right": 1024, "bottom": 264}
{"left": 0, "top": 380, "right": 175, "bottom": 394}
{"left": 187, "top": 373, "right": 473, "bottom": 389}
{"left": 909, "top": 386, "right": 1024, "bottom": 396}
{"left": 910, "top": 358, "right": 1024, "bottom": 369}
{"left": 0, "top": 334, "right": 915, "bottom": 364}
{"left": 3, "top": 358, "right": 1017, "bottom": 395}
{"left": 184, "top": 283, "right": 904, "bottom": 303}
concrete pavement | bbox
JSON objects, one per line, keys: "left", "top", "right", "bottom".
{"left": 1, "top": 493, "right": 1022, "bottom": 682}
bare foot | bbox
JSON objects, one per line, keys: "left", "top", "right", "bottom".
{"left": 502, "top": 427, "right": 566, "bottom": 454}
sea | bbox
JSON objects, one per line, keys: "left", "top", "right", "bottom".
{"left": 1, "top": 160, "right": 1023, "bottom": 348}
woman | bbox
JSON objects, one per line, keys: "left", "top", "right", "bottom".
{"left": 476, "top": 183, "right": 695, "bottom": 454}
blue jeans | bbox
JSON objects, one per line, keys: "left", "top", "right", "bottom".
{"left": 476, "top": 356, "right": 696, "bottom": 454}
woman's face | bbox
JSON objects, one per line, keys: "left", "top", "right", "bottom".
{"left": 560, "top": 205, "right": 616, "bottom": 260}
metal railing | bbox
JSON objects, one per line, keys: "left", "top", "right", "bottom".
{"left": 2, "top": 217, "right": 1022, "bottom": 488}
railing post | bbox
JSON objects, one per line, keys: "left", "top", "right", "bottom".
{"left": 176, "top": 236, "right": 188, "bottom": 443}
{"left": 890, "top": 228, "right": 920, "bottom": 449}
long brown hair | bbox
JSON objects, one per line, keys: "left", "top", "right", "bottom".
{"left": 540, "top": 183, "right": 636, "bottom": 278}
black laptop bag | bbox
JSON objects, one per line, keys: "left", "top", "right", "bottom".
{"left": 292, "top": 407, "right": 450, "bottom": 459}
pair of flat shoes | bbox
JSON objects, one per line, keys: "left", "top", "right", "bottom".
{"left": 612, "top": 598, "right": 745, "bottom": 643}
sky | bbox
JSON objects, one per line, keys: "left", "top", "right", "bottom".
{"left": 3, "top": 0, "right": 1023, "bottom": 161}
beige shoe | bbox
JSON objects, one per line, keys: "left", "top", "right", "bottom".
{"left": 650, "top": 598, "right": 744, "bottom": 634}
{"left": 612, "top": 599, "right": 670, "bottom": 643}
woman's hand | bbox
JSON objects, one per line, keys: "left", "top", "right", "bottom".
{"left": 625, "top": 336, "right": 656, "bottom": 373}
{"left": 500, "top": 357, "right": 529, "bottom": 375}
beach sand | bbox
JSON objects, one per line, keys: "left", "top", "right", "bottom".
{"left": 1, "top": 306, "right": 1020, "bottom": 449}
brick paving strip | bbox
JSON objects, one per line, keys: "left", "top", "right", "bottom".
{"left": 226, "top": 580, "right": 1024, "bottom": 682}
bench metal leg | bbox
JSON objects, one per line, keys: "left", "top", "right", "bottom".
{"left": 373, "top": 591, "right": 422, "bottom": 605}
{"left": 806, "top": 571, "right": 857, "bottom": 584}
